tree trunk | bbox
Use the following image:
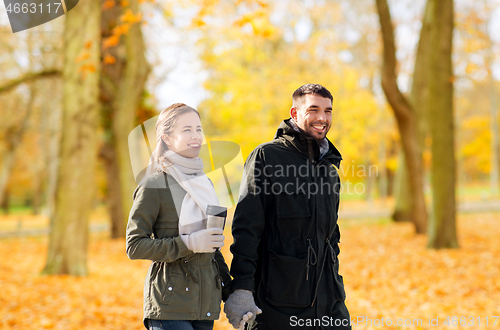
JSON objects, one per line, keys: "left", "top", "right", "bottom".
{"left": 378, "top": 137, "right": 388, "bottom": 201}
{"left": 42, "top": 0, "right": 101, "bottom": 275}
{"left": 487, "top": 43, "right": 500, "bottom": 196}
{"left": 0, "top": 90, "right": 35, "bottom": 207}
{"left": 100, "top": 0, "right": 149, "bottom": 238}
{"left": 375, "top": 0, "right": 428, "bottom": 234}
{"left": 32, "top": 174, "right": 43, "bottom": 215}
{"left": 427, "top": 0, "right": 458, "bottom": 249}
{"left": 99, "top": 142, "right": 125, "bottom": 238}
{"left": 410, "top": 0, "right": 433, "bottom": 148}
{"left": 392, "top": 151, "right": 411, "bottom": 222}
{"left": 364, "top": 160, "right": 374, "bottom": 202}
{"left": 393, "top": 0, "right": 433, "bottom": 224}
{"left": 1, "top": 189, "right": 10, "bottom": 214}
{"left": 44, "top": 81, "right": 63, "bottom": 218}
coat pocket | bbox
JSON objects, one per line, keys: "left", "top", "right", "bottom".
{"left": 266, "top": 251, "right": 311, "bottom": 308}
{"left": 330, "top": 260, "right": 346, "bottom": 301}
{"left": 149, "top": 262, "right": 173, "bottom": 305}
{"left": 274, "top": 189, "right": 313, "bottom": 252}
{"left": 160, "top": 272, "right": 178, "bottom": 305}
{"left": 161, "top": 270, "right": 201, "bottom": 312}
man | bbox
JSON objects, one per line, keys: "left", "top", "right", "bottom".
{"left": 224, "top": 84, "right": 351, "bottom": 330}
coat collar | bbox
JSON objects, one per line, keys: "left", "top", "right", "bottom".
{"left": 274, "top": 118, "right": 342, "bottom": 168}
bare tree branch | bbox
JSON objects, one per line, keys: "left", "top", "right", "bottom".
{"left": 0, "top": 69, "right": 61, "bottom": 94}
{"left": 375, "top": 0, "right": 413, "bottom": 121}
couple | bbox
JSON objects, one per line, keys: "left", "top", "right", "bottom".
{"left": 126, "top": 84, "right": 351, "bottom": 330}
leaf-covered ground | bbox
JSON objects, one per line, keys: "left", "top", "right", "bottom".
{"left": 1, "top": 212, "right": 499, "bottom": 329}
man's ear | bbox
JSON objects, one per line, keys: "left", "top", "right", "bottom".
{"left": 290, "top": 106, "right": 297, "bottom": 121}
{"left": 162, "top": 134, "right": 171, "bottom": 146}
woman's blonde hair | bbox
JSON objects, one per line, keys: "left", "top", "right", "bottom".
{"left": 154, "top": 103, "right": 200, "bottom": 165}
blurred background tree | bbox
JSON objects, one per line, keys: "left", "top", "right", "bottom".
{"left": 99, "top": 0, "right": 150, "bottom": 239}
{"left": 42, "top": 0, "right": 101, "bottom": 276}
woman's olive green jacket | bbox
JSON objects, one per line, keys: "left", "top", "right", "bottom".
{"left": 126, "top": 171, "right": 231, "bottom": 328}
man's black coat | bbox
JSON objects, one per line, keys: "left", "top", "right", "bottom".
{"left": 230, "top": 119, "right": 351, "bottom": 329}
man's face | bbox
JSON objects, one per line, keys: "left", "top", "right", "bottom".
{"left": 291, "top": 94, "right": 332, "bottom": 143}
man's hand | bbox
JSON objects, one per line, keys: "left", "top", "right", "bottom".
{"left": 238, "top": 312, "right": 253, "bottom": 330}
{"left": 224, "top": 289, "right": 262, "bottom": 329}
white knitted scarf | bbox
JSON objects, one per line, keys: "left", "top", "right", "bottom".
{"left": 160, "top": 150, "right": 219, "bottom": 235}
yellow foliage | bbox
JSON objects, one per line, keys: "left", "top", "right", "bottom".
{"left": 120, "top": 9, "right": 142, "bottom": 24}
{"left": 192, "top": 17, "right": 206, "bottom": 27}
{"left": 460, "top": 116, "right": 490, "bottom": 175}
{"left": 195, "top": 0, "right": 396, "bottom": 171}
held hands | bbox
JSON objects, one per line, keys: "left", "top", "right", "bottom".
{"left": 181, "top": 228, "right": 224, "bottom": 253}
{"left": 224, "top": 289, "right": 262, "bottom": 329}
{"left": 238, "top": 312, "right": 254, "bottom": 330}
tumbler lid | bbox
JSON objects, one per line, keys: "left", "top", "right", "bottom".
{"left": 206, "top": 205, "right": 227, "bottom": 217}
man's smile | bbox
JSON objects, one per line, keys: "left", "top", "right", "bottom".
{"left": 312, "top": 124, "right": 326, "bottom": 132}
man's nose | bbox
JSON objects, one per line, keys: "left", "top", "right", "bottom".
{"left": 317, "top": 110, "right": 326, "bottom": 121}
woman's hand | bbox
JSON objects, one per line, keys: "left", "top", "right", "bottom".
{"left": 181, "top": 228, "right": 224, "bottom": 253}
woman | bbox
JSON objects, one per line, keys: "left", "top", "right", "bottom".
{"left": 126, "top": 103, "right": 232, "bottom": 330}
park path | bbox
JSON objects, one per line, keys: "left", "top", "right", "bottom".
{"left": 1, "top": 200, "right": 499, "bottom": 238}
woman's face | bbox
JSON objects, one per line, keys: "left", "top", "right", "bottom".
{"left": 163, "top": 111, "right": 203, "bottom": 158}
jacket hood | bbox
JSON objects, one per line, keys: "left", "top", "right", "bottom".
{"left": 274, "top": 118, "right": 342, "bottom": 168}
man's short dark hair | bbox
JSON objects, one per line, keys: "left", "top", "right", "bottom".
{"left": 292, "top": 84, "right": 333, "bottom": 107}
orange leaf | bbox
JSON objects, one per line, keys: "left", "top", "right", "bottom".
{"left": 103, "top": 54, "right": 116, "bottom": 64}
{"left": 75, "top": 52, "right": 90, "bottom": 63}
{"left": 102, "top": 0, "right": 115, "bottom": 10}
{"left": 103, "top": 35, "right": 120, "bottom": 49}
{"left": 112, "top": 23, "right": 130, "bottom": 36}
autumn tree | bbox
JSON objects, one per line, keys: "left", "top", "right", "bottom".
{"left": 0, "top": 32, "right": 62, "bottom": 213}
{"left": 427, "top": 0, "right": 458, "bottom": 249}
{"left": 100, "top": 0, "right": 149, "bottom": 238}
{"left": 390, "top": 0, "right": 432, "bottom": 223}
{"left": 43, "top": 0, "right": 101, "bottom": 275}
{"left": 375, "top": 0, "right": 427, "bottom": 233}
